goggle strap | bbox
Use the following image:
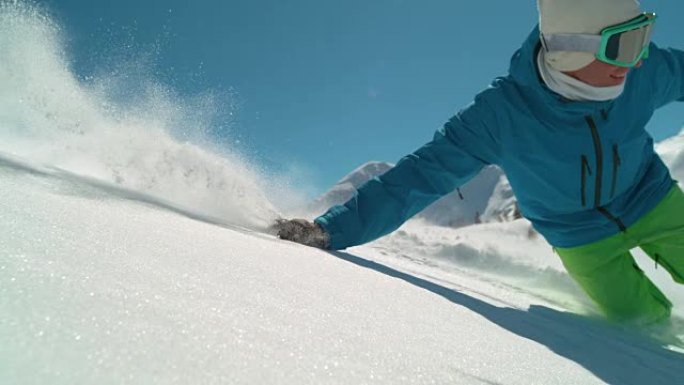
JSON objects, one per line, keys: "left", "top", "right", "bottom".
{"left": 542, "top": 33, "right": 602, "bottom": 54}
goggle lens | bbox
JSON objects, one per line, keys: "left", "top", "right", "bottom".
{"left": 604, "top": 23, "right": 653, "bottom": 63}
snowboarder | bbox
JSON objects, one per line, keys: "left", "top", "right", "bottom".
{"left": 274, "top": 0, "right": 684, "bottom": 325}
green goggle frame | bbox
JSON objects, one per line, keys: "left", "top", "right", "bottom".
{"left": 542, "top": 12, "right": 657, "bottom": 68}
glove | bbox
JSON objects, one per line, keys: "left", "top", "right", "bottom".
{"left": 272, "top": 218, "right": 330, "bottom": 249}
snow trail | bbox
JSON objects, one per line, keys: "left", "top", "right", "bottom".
{"left": 0, "top": 1, "right": 281, "bottom": 229}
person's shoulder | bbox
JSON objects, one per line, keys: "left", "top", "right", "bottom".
{"left": 454, "top": 76, "right": 519, "bottom": 140}
{"left": 639, "top": 42, "right": 684, "bottom": 70}
{"left": 476, "top": 75, "right": 518, "bottom": 99}
{"left": 466, "top": 75, "right": 517, "bottom": 114}
{"left": 626, "top": 42, "right": 680, "bottom": 85}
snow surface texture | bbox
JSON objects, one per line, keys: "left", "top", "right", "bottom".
{"left": 2, "top": 2, "right": 684, "bottom": 384}
{"left": 3, "top": 151, "right": 684, "bottom": 385}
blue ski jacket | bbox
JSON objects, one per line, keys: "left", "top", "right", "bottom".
{"left": 315, "top": 26, "right": 684, "bottom": 249}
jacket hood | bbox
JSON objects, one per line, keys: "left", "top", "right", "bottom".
{"left": 508, "top": 25, "right": 545, "bottom": 89}
{"left": 507, "top": 25, "right": 615, "bottom": 113}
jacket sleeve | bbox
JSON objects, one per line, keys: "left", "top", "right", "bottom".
{"left": 647, "top": 44, "right": 684, "bottom": 108}
{"left": 315, "top": 96, "right": 500, "bottom": 250}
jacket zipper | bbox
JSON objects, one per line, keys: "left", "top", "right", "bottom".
{"left": 585, "top": 116, "right": 603, "bottom": 207}
{"left": 610, "top": 144, "right": 621, "bottom": 198}
{"left": 580, "top": 155, "right": 592, "bottom": 207}
{"left": 584, "top": 116, "right": 627, "bottom": 233}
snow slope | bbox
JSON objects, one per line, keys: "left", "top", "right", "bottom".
{"left": 3, "top": 152, "right": 684, "bottom": 385}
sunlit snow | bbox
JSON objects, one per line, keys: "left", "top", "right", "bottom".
{"left": 1, "top": 2, "right": 684, "bottom": 384}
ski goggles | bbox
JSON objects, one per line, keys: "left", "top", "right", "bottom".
{"left": 542, "top": 12, "right": 657, "bottom": 67}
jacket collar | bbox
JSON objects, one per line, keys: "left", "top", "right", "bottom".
{"left": 507, "top": 25, "right": 615, "bottom": 113}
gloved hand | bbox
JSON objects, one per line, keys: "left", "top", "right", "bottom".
{"left": 272, "top": 218, "right": 330, "bottom": 249}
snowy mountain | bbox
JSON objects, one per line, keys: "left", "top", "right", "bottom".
{"left": 482, "top": 175, "right": 521, "bottom": 223}
{"left": 308, "top": 161, "right": 393, "bottom": 215}
{"left": 417, "top": 165, "right": 504, "bottom": 226}
{"left": 312, "top": 161, "right": 505, "bottom": 227}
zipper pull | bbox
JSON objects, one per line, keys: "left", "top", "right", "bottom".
{"left": 613, "top": 144, "right": 621, "bottom": 166}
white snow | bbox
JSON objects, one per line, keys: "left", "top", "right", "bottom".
{"left": 2, "top": 2, "right": 684, "bottom": 384}
{"left": 0, "top": 2, "right": 280, "bottom": 230}
{"left": 3, "top": 152, "right": 684, "bottom": 385}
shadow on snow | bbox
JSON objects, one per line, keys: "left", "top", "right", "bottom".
{"left": 331, "top": 250, "right": 684, "bottom": 385}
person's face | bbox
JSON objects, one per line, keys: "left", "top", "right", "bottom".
{"left": 563, "top": 59, "right": 642, "bottom": 87}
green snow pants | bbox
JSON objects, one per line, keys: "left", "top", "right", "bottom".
{"left": 555, "top": 183, "right": 684, "bottom": 324}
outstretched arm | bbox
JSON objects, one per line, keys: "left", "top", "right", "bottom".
{"left": 313, "top": 98, "right": 500, "bottom": 250}
{"left": 647, "top": 44, "right": 684, "bottom": 108}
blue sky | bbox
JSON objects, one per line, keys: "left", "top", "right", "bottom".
{"left": 40, "top": 0, "right": 684, "bottom": 194}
